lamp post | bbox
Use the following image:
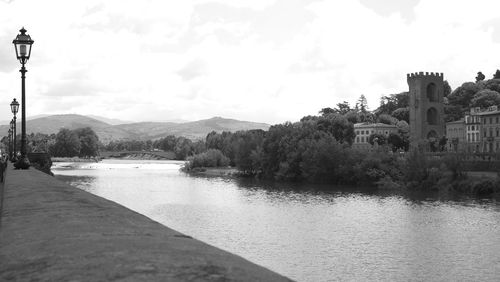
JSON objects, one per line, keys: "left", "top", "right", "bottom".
{"left": 12, "top": 27, "right": 33, "bottom": 169}
{"left": 8, "top": 128, "right": 12, "bottom": 161}
{"left": 10, "top": 119, "right": 16, "bottom": 162}
{"left": 10, "top": 99, "right": 19, "bottom": 162}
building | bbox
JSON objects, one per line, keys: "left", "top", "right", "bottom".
{"left": 407, "top": 72, "right": 445, "bottom": 148}
{"left": 476, "top": 106, "right": 500, "bottom": 153}
{"left": 445, "top": 119, "right": 465, "bottom": 152}
{"left": 464, "top": 108, "right": 481, "bottom": 153}
{"left": 353, "top": 123, "right": 398, "bottom": 150}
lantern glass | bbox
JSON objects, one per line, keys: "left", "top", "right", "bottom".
{"left": 13, "top": 27, "right": 34, "bottom": 63}
{"left": 10, "top": 99, "right": 19, "bottom": 115}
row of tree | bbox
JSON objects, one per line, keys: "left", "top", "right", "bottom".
{"left": 1, "top": 127, "right": 100, "bottom": 158}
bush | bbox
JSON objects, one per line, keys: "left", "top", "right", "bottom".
{"left": 183, "top": 149, "right": 230, "bottom": 171}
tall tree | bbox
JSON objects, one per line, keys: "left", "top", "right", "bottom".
{"left": 51, "top": 128, "right": 81, "bottom": 157}
{"left": 356, "top": 95, "right": 369, "bottom": 113}
{"left": 74, "top": 127, "right": 100, "bottom": 157}
{"left": 476, "top": 71, "right": 485, "bottom": 82}
{"left": 493, "top": 69, "right": 500, "bottom": 79}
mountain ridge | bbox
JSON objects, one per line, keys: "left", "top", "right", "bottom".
{"left": 0, "top": 114, "right": 270, "bottom": 143}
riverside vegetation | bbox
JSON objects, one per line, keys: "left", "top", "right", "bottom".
{"left": 7, "top": 70, "right": 500, "bottom": 194}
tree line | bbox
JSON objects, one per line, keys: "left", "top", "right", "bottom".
{"left": 1, "top": 127, "right": 100, "bottom": 158}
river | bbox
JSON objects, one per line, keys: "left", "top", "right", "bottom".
{"left": 52, "top": 159, "right": 500, "bottom": 281}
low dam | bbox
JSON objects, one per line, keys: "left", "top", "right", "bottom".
{"left": 0, "top": 164, "right": 290, "bottom": 281}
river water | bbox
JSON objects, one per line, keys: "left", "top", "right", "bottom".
{"left": 52, "top": 159, "right": 500, "bottom": 281}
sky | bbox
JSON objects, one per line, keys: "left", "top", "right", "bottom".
{"left": 1, "top": 0, "right": 500, "bottom": 124}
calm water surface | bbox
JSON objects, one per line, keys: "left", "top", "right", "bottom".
{"left": 53, "top": 160, "right": 500, "bottom": 281}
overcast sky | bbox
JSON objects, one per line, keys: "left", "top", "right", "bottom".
{"left": 1, "top": 0, "right": 500, "bottom": 124}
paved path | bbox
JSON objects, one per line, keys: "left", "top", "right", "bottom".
{"left": 0, "top": 164, "right": 291, "bottom": 281}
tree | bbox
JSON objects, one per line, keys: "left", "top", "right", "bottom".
{"left": 391, "top": 107, "right": 409, "bottom": 123}
{"left": 51, "top": 128, "right": 81, "bottom": 157}
{"left": 387, "top": 133, "right": 404, "bottom": 152}
{"left": 447, "top": 82, "right": 481, "bottom": 108}
{"left": 377, "top": 92, "right": 409, "bottom": 115}
{"left": 74, "top": 127, "right": 99, "bottom": 157}
{"left": 334, "top": 101, "right": 352, "bottom": 115}
{"left": 377, "top": 114, "right": 398, "bottom": 125}
{"left": 470, "top": 89, "right": 500, "bottom": 108}
{"left": 476, "top": 72, "right": 485, "bottom": 82}
{"left": 494, "top": 69, "right": 500, "bottom": 79}
{"left": 356, "top": 95, "right": 369, "bottom": 113}
{"left": 368, "top": 133, "right": 386, "bottom": 146}
{"left": 319, "top": 107, "right": 335, "bottom": 116}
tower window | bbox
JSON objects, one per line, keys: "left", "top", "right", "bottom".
{"left": 426, "top": 83, "right": 438, "bottom": 102}
{"left": 427, "top": 107, "right": 438, "bottom": 125}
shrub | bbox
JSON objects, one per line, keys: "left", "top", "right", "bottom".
{"left": 183, "top": 149, "right": 230, "bottom": 171}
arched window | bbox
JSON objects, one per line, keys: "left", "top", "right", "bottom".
{"left": 426, "top": 83, "right": 438, "bottom": 102}
{"left": 427, "top": 107, "right": 438, "bottom": 125}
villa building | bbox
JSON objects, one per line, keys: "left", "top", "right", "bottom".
{"left": 464, "top": 108, "right": 482, "bottom": 153}
{"left": 445, "top": 119, "right": 465, "bottom": 152}
{"left": 476, "top": 106, "right": 500, "bottom": 153}
{"left": 353, "top": 123, "right": 398, "bottom": 150}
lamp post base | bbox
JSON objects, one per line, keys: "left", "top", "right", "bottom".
{"left": 14, "top": 156, "right": 30, "bottom": 169}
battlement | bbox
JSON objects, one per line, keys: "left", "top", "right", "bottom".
{"left": 407, "top": 71, "right": 444, "bottom": 80}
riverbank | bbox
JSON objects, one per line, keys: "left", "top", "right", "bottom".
{"left": 0, "top": 164, "right": 290, "bottom": 281}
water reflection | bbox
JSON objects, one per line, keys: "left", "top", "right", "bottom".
{"left": 53, "top": 160, "right": 500, "bottom": 282}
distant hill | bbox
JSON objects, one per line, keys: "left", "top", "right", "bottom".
{"left": 0, "top": 114, "right": 270, "bottom": 143}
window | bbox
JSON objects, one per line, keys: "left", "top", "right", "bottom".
{"left": 490, "top": 128, "right": 494, "bottom": 137}
{"left": 427, "top": 107, "right": 438, "bottom": 125}
{"left": 356, "top": 137, "right": 359, "bottom": 143}
{"left": 476, "top": 132, "right": 479, "bottom": 141}
{"left": 497, "top": 117, "right": 499, "bottom": 123}
{"left": 361, "top": 137, "right": 365, "bottom": 142}
{"left": 484, "top": 131, "right": 487, "bottom": 137}
{"left": 484, "top": 118, "right": 487, "bottom": 124}
{"left": 490, "top": 117, "right": 493, "bottom": 124}
{"left": 468, "top": 133, "right": 471, "bottom": 142}
{"left": 426, "top": 83, "right": 438, "bottom": 102}
{"left": 497, "top": 128, "right": 499, "bottom": 137}
{"left": 472, "top": 125, "right": 475, "bottom": 131}
{"left": 472, "top": 134, "right": 475, "bottom": 142}
{"left": 355, "top": 130, "right": 359, "bottom": 135}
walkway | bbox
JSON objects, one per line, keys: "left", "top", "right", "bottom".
{"left": 0, "top": 164, "right": 291, "bottom": 281}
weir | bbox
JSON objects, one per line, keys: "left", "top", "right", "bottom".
{"left": 0, "top": 164, "right": 290, "bottom": 281}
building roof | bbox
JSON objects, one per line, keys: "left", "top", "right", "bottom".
{"left": 446, "top": 119, "right": 464, "bottom": 125}
{"left": 476, "top": 110, "right": 500, "bottom": 116}
{"left": 354, "top": 122, "right": 397, "bottom": 129}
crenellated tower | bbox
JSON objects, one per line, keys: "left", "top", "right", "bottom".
{"left": 407, "top": 72, "right": 445, "bottom": 148}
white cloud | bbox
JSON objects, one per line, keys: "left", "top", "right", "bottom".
{"left": 0, "top": 0, "right": 500, "bottom": 125}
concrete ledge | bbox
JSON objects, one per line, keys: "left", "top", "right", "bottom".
{"left": 0, "top": 165, "right": 291, "bottom": 281}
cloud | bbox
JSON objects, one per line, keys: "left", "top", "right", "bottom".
{"left": 1, "top": 0, "right": 500, "bottom": 125}
{"left": 176, "top": 59, "right": 207, "bottom": 81}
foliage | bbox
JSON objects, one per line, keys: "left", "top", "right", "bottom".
{"left": 377, "top": 114, "right": 398, "bottom": 125}
{"left": 368, "top": 133, "right": 386, "bottom": 145}
{"left": 476, "top": 71, "right": 485, "bottom": 82}
{"left": 73, "top": 127, "right": 99, "bottom": 157}
{"left": 391, "top": 107, "right": 409, "bottom": 123}
{"left": 51, "top": 128, "right": 81, "bottom": 157}
{"left": 494, "top": 69, "right": 500, "bottom": 79}
{"left": 184, "top": 149, "right": 230, "bottom": 170}
{"left": 470, "top": 89, "right": 500, "bottom": 108}
{"left": 447, "top": 82, "right": 481, "bottom": 109}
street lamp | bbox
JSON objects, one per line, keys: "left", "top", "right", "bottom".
{"left": 12, "top": 27, "right": 34, "bottom": 169}
{"left": 10, "top": 119, "right": 16, "bottom": 162}
{"left": 10, "top": 99, "right": 19, "bottom": 162}
{"left": 8, "top": 128, "right": 12, "bottom": 161}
